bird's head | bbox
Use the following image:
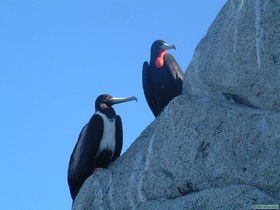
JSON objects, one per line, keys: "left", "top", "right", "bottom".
{"left": 150, "top": 40, "right": 176, "bottom": 69}
{"left": 95, "top": 94, "right": 137, "bottom": 111}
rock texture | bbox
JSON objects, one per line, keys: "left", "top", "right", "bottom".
{"left": 73, "top": 1, "right": 280, "bottom": 209}
{"left": 184, "top": 0, "right": 280, "bottom": 112}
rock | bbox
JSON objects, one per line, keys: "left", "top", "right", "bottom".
{"left": 183, "top": 0, "right": 280, "bottom": 112}
{"left": 73, "top": 0, "right": 280, "bottom": 209}
{"left": 135, "top": 185, "right": 278, "bottom": 210}
{"left": 73, "top": 96, "right": 280, "bottom": 209}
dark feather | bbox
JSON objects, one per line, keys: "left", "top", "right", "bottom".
{"left": 112, "top": 115, "right": 123, "bottom": 162}
{"left": 67, "top": 114, "right": 103, "bottom": 200}
{"left": 142, "top": 61, "right": 162, "bottom": 116}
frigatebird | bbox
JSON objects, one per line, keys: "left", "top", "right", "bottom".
{"left": 67, "top": 94, "right": 137, "bottom": 200}
{"left": 142, "top": 40, "right": 184, "bottom": 117}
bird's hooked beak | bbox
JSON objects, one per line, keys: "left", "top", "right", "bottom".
{"left": 110, "top": 96, "right": 138, "bottom": 105}
{"left": 161, "top": 42, "right": 176, "bottom": 51}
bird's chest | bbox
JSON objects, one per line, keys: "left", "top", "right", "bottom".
{"left": 97, "top": 114, "right": 116, "bottom": 156}
{"left": 151, "top": 67, "right": 171, "bottom": 90}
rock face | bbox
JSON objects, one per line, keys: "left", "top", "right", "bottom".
{"left": 184, "top": 0, "right": 280, "bottom": 112}
{"left": 73, "top": 1, "right": 280, "bottom": 209}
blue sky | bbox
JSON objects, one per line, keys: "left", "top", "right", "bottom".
{"left": 0, "top": 1, "right": 226, "bottom": 209}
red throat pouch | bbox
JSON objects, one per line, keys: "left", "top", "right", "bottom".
{"left": 155, "top": 50, "right": 166, "bottom": 69}
{"left": 156, "top": 57, "right": 164, "bottom": 68}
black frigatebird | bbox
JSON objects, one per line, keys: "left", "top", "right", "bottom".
{"left": 142, "top": 40, "right": 184, "bottom": 117}
{"left": 67, "top": 94, "right": 137, "bottom": 200}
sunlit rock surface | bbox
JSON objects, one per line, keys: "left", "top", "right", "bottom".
{"left": 184, "top": 0, "right": 280, "bottom": 112}
{"left": 73, "top": 96, "right": 280, "bottom": 209}
{"left": 73, "top": 1, "right": 280, "bottom": 209}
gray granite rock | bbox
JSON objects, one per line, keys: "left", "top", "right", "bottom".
{"left": 73, "top": 96, "right": 280, "bottom": 210}
{"left": 73, "top": 1, "right": 280, "bottom": 209}
{"left": 135, "top": 185, "right": 278, "bottom": 210}
{"left": 184, "top": 0, "right": 280, "bottom": 112}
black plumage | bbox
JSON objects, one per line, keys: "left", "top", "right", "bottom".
{"left": 143, "top": 40, "right": 184, "bottom": 117}
{"left": 67, "top": 94, "right": 137, "bottom": 200}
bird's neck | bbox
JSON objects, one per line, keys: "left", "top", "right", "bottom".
{"left": 96, "top": 105, "right": 116, "bottom": 120}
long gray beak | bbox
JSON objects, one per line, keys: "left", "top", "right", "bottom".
{"left": 111, "top": 96, "right": 138, "bottom": 105}
{"left": 161, "top": 42, "right": 176, "bottom": 51}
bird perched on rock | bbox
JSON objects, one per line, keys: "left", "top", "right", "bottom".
{"left": 67, "top": 94, "right": 137, "bottom": 200}
{"left": 142, "top": 40, "right": 184, "bottom": 117}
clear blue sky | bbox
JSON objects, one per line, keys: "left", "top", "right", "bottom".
{"left": 0, "top": 1, "right": 226, "bottom": 209}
